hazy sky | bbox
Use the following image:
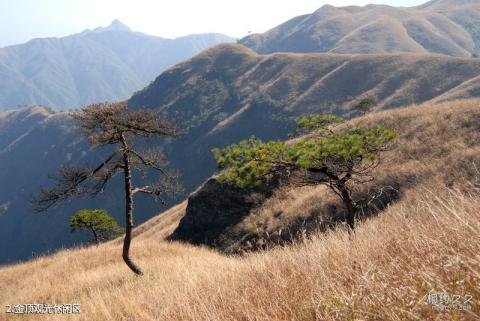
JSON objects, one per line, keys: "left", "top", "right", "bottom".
{"left": 1, "top": 0, "right": 427, "bottom": 47}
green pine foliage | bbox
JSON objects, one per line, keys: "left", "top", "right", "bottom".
{"left": 213, "top": 114, "right": 396, "bottom": 189}
{"left": 353, "top": 96, "right": 378, "bottom": 115}
{"left": 213, "top": 138, "right": 285, "bottom": 187}
{"left": 70, "top": 209, "right": 124, "bottom": 244}
{"left": 293, "top": 114, "right": 345, "bottom": 136}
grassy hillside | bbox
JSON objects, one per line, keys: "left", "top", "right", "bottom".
{"left": 239, "top": 0, "right": 480, "bottom": 57}
{"left": 1, "top": 99, "right": 479, "bottom": 320}
{"left": 3, "top": 44, "right": 480, "bottom": 266}
{"left": 141, "top": 99, "right": 480, "bottom": 253}
{"left": 130, "top": 43, "right": 480, "bottom": 195}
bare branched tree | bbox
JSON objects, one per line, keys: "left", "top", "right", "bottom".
{"left": 33, "top": 102, "right": 183, "bottom": 275}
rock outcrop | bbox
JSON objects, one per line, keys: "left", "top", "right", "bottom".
{"left": 170, "top": 178, "right": 273, "bottom": 247}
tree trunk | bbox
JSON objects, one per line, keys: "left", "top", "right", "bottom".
{"left": 338, "top": 184, "right": 357, "bottom": 230}
{"left": 121, "top": 137, "right": 144, "bottom": 276}
{"left": 89, "top": 226, "right": 99, "bottom": 245}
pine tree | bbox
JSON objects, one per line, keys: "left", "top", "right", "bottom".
{"left": 213, "top": 114, "right": 395, "bottom": 229}
{"left": 34, "top": 102, "right": 182, "bottom": 275}
{"left": 70, "top": 209, "right": 123, "bottom": 244}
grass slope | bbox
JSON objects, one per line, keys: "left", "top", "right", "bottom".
{"left": 239, "top": 1, "right": 480, "bottom": 57}
{"left": 137, "top": 98, "right": 480, "bottom": 251}
{"left": 129, "top": 43, "right": 480, "bottom": 196}
{"left": 3, "top": 44, "right": 480, "bottom": 266}
{"left": 0, "top": 187, "right": 478, "bottom": 321}
{"left": 1, "top": 100, "right": 478, "bottom": 320}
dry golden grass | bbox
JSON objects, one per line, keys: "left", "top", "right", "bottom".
{"left": 208, "top": 98, "right": 480, "bottom": 245}
{"left": 138, "top": 99, "right": 480, "bottom": 241}
{"left": 1, "top": 99, "right": 479, "bottom": 321}
{"left": 134, "top": 202, "right": 187, "bottom": 242}
{"left": 0, "top": 182, "right": 478, "bottom": 321}
{"left": 241, "top": 2, "right": 478, "bottom": 57}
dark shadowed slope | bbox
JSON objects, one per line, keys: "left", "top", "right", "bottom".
{"left": 0, "top": 106, "right": 146, "bottom": 264}
{"left": 239, "top": 0, "right": 480, "bottom": 57}
{"left": 0, "top": 20, "right": 234, "bottom": 111}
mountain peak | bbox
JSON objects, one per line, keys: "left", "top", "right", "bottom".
{"left": 91, "top": 19, "right": 132, "bottom": 33}
{"left": 107, "top": 19, "right": 131, "bottom": 31}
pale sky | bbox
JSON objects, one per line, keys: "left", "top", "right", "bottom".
{"left": 0, "top": 0, "right": 427, "bottom": 47}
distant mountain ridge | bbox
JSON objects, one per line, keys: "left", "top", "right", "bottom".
{"left": 239, "top": 0, "right": 480, "bottom": 56}
{"left": 0, "top": 20, "right": 234, "bottom": 111}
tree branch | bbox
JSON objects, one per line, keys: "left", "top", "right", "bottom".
{"left": 33, "top": 152, "right": 118, "bottom": 212}
{"left": 128, "top": 148, "right": 168, "bottom": 174}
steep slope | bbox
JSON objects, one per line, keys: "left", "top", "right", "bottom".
{"left": 239, "top": 0, "right": 480, "bottom": 57}
{"left": 421, "top": 0, "right": 480, "bottom": 52}
{"left": 0, "top": 20, "right": 234, "bottom": 111}
{"left": 1, "top": 100, "right": 479, "bottom": 321}
{"left": 2, "top": 44, "right": 480, "bottom": 265}
{"left": 129, "top": 44, "right": 480, "bottom": 193}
